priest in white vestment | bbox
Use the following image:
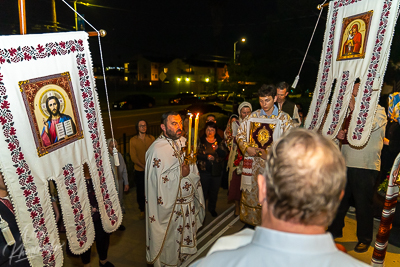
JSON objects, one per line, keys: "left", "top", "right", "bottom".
{"left": 145, "top": 111, "right": 205, "bottom": 267}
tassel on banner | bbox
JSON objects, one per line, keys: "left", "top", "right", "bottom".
{"left": 113, "top": 147, "right": 120, "bottom": 166}
{"left": 372, "top": 73, "right": 381, "bottom": 91}
{"left": 291, "top": 75, "right": 300, "bottom": 89}
{"left": 0, "top": 216, "right": 15, "bottom": 246}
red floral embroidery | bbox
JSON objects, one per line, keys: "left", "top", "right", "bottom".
{"left": 327, "top": 71, "right": 349, "bottom": 135}
{"left": 77, "top": 52, "right": 119, "bottom": 224}
{"left": 309, "top": 0, "right": 362, "bottom": 130}
{"left": 352, "top": 0, "right": 392, "bottom": 140}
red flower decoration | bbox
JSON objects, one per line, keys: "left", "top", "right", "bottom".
{"left": 1, "top": 100, "right": 10, "bottom": 109}
{"left": 24, "top": 52, "right": 32, "bottom": 61}
{"left": 30, "top": 211, "right": 38, "bottom": 219}
{"left": 16, "top": 167, "right": 25, "bottom": 175}
{"left": 36, "top": 44, "right": 45, "bottom": 53}
{"left": 8, "top": 48, "right": 17, "bottom": 56}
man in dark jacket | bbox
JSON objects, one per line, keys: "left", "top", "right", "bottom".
{"left": 276, "top": 82, "right": 301, "bottom": 126}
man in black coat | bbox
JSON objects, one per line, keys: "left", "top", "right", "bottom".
{"left": 276, "top": 81, "right": 301, "bottom": 126}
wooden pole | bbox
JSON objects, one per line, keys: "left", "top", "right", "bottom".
{"left": 51, "top": 0, "right": 58, "bottom": 31}
{"left": 18, "top": 0, "right": 26, "bottom": 34}
{"left": 74, "top": 1, "right": 78, "bottom": 30}
{"left": 88, "top": 30, "right": 107, "bottom": 37}
{"left": 317, "top": 3, "right": 329, "bottom": 10}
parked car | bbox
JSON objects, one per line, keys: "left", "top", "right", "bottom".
{"left": 180, "top": 103, "right": 231, "bottom": 117}
{"left": 197, "top": 91, "right": 217, "bottom": 101}
{"left": 113, "top": 94, "right": 155, "bottom": 110}
{"left": 216, "top": 90, "right": 230, "bottom": 101}
{"left": 169, "top": 93, "right": 199, "bottom": 105}
{"left": 214, "top": 93, "right": 245, "bottom": 113}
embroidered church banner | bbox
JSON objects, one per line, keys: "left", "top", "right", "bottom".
{"left": 305, "top": 0, "right": 400, "bottom": 146}
{"left": 0, "top": 32, "right": 121, "bottom": 267}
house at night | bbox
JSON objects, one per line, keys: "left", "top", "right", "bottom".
{"left": 124, "top": 54, "right": 229, "bottom": 94}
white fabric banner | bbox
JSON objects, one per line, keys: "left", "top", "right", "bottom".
{"left": 305, "top": 0, "right": 400, "bottom": 146}
{"left": 0, "top": 32, "right": 121, "bottom": 267}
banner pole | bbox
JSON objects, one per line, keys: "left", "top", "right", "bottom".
{"left": 18, "top": 0, "right": 26, "bottom": 35}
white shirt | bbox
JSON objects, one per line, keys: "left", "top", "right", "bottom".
{"left": 342, "top": 105, "right": 387, "bottom": 171}
{"left": 191, "top": 227, "right": 369, "bottom": 267}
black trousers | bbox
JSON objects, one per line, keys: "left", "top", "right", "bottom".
{"left": 200, "top": 172, "right": 221, "bottom": 212}
{"left": 328, "top": 167, "right": 378, "bottom": 244}
{"left": 135, "top": 170, "right": 145, "bottom": 212}
{"left": 80, "top": 219, "right": 110, "bottom": 264}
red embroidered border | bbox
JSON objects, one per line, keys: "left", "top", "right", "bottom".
{"left": 308, "top": 0, "right": 363, "bottom": 130}
{"left": 352, "top": 0, "right": 392, "bottom": 140}
{"left": 0, "top": 37, "right": 117, "bottom": 265}
{"left": 0, "top": 76, "right": 56, "bottom": 266}
{"left": 76, "top": 52, "right": 118, "bottom": 226}
{"left": 62, "top": 164, "right": 87, "bottom": 247}
{"left": 326, "top": 71, "right": 350, "bottom": 135}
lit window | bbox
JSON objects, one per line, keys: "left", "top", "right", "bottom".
{"left": 124, "top": 76, "right": 128, "bottom": 82}
{"left": 164, "top": 68, "right": 168, "bottom": 73}
{"left": 186, "top": 68, "right": 192, "bottom": 72}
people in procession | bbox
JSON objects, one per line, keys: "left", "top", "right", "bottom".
{"left": 191, "top": 129, "right": 369, "bottom": 267}
{"left": 129, "top": 120, "right": 155, "bottom": 220}
{"left": 276, "top": 81, "right": 301, "bottom": 126}
{"left": 236, "top": 84, "right": 293, "bottom": 227}
{"left": 145, "top": 111, "right": 205, "bottom": 267}
{"left": 197, "top": 121, "right": 227, "bottom": 217}
{"left": 328, "top": 79, "right": 387, "bottom": 253}
{"left": 225, "top": 102, "right": 253, "bottom": 216}
{"left": 80, "top": 163, "right": 114, "bottom": 267}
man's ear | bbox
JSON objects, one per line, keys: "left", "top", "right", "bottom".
{"left": 339, "top": 190, "right": 345, "bottom": 201}
{"left": 257, "top": 174, "right": 267, "bottom": 204}
{"left": 160, "top": 124, "right": 166, "bottom": 133}
{"left": 274, "top": 95, "right": 278, "bottom": 103}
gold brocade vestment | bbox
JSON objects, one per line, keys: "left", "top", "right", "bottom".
{"left": 236, "top": 109, "right": 293, "bottom": 226}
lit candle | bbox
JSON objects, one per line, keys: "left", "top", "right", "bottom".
{"left": 194, "top": 113, "right": 199, "bottom": 154}
{"left": 188, "top": 114, "right": 193, "bottom": 154}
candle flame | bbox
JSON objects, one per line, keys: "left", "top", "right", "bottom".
{"left": 190, "top": 114, "right": 193, "bottom": 118}
{"left": 196, "top": 113, "right": 199, "bottom": 118}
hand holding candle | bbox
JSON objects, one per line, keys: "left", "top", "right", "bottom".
{"left": 188, "top": 114, "right": 193, "bottom": 155}
{"left": 193, "top": 113, "right": 199, "bottom": 154}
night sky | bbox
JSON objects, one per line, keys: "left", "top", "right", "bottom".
{"left": 2, "top": 0, "right": 400, "bottom": 91}
{"left": 2, "top": 1, "right": 321, "bottom": 62}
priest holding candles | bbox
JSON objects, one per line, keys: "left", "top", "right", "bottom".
{"left": 145, "top": 111, "right": 204, "bottom": 267}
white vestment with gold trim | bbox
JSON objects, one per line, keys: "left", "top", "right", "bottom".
{"left": 145, "top": 135, "right": 205, "bottom": 267}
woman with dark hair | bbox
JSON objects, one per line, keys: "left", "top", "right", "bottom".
{"left": 197, "top": 121, "right": 227, "bottom": 217}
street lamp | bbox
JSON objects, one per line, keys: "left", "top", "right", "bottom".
{"left": 234, "top": 38, "right": 246, "bottom": 64}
